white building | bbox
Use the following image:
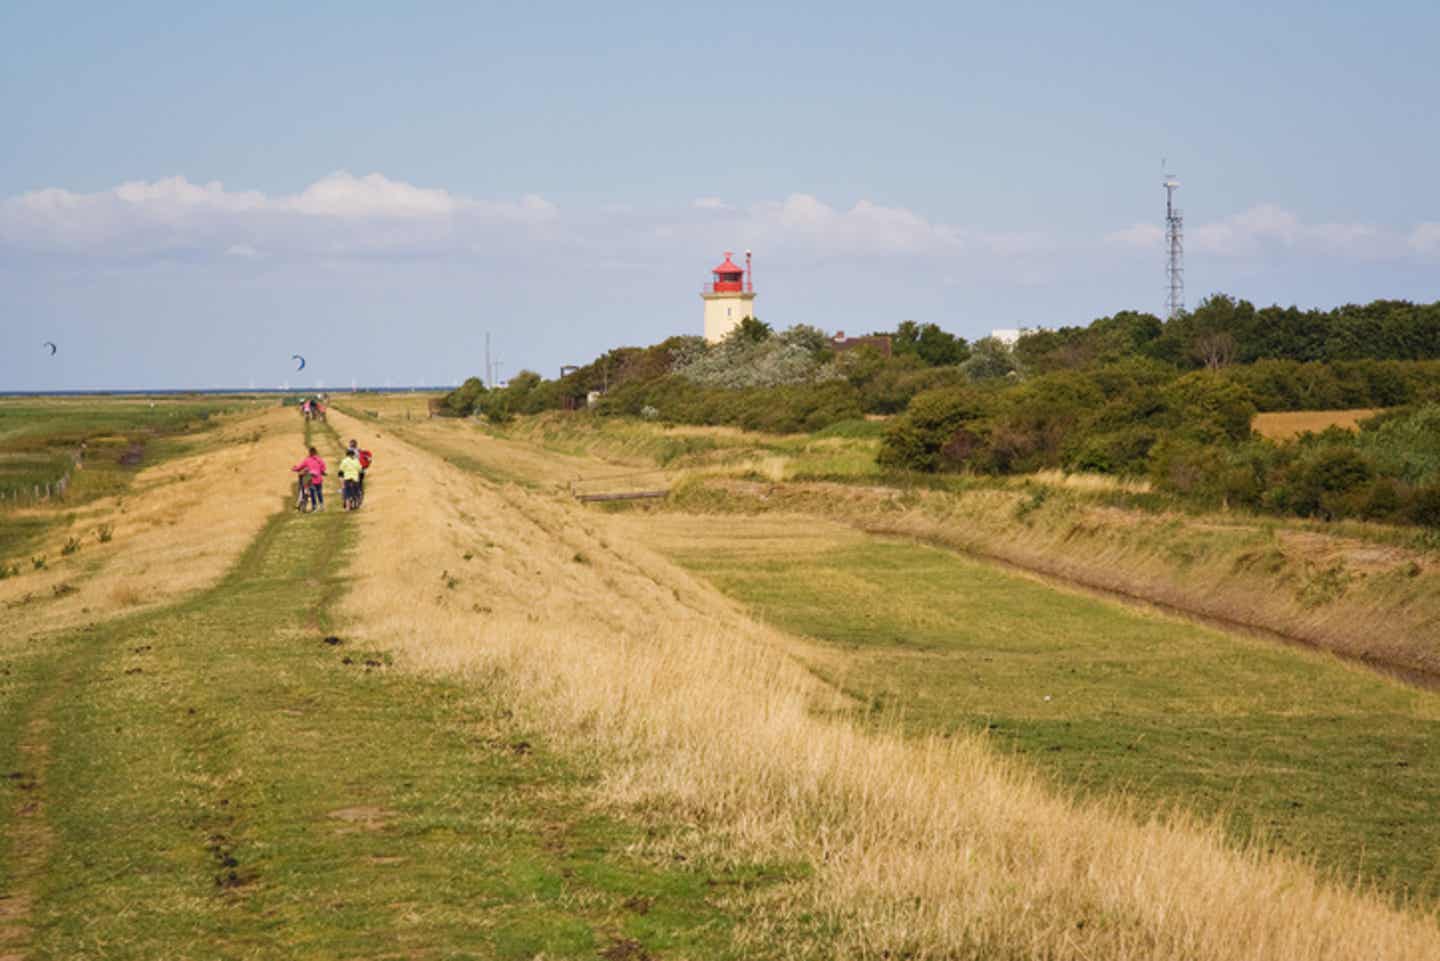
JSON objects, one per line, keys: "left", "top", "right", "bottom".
{"left": 989, "top": 325, "right": 1052, "bottom": 348}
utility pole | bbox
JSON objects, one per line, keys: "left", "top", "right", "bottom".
{"left": 485, "top": 331, "right": 492, "bottom": 389}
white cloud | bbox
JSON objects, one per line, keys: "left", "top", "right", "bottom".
{"left": 0, "top": 172, "right": 559, "bottom": 258}
{"left": 113, "top": 176, "right": 267, "bottom": 214}
{"left": 733, "top": 193, "right": 1044, "bottom": 258}
{"left": 1189, "top": 203, "right": 1388, "bottom": 258}
{"left": 1105, "top": 223, "right": 1163, "bottom": 249}
{"left": 1408, "top": 223, "right": 1440, "bottom": 259}
{"left": 288, "top": 171, "right": 458, "bottom": 218}
{"left": 5, "top": 176, "right": 1434, "bottom": 277}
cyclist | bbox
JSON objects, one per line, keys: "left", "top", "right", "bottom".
{"left": 348, "top": 439, "right": 374, "bottom": 505}
{"left": 338, "top": 448, "right": 362, "bottom": 510}
{"left": 291, "top": 446, "right": 327, "bottom": 511}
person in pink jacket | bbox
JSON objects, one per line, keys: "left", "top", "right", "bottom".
{"left": 291, "top": 446, "right": 327, "bottom": 511}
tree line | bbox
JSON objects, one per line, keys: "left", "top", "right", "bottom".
{"left": 438, "top": 295, "right": 1440, "bottom": 526}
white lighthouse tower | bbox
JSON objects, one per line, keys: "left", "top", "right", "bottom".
{"left": 701, "top": 250, "right": 756, "bottom": 343}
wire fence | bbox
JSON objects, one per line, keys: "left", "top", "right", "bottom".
{"left": 0, "top": 448, "right": 82, "bottom": 509}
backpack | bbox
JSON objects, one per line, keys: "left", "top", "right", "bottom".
{"left": 358, "top": 449, "right": 373, "bottom": 468}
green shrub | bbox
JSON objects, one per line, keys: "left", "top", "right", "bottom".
{"left": 877, "top": 387, "right": 989, "bottom": 472}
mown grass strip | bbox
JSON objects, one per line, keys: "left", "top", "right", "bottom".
{"left": 1, "top": 443, "right": 791, "bottom": 960}
{"left": 662, "top": 529, "right": 1440, "bottom": 905}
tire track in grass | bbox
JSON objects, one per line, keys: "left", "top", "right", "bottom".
{"left": 1, "top": 427, "right": 785, "bottom": 960}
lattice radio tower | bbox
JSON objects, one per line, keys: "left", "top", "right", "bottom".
{"left": 1163, "top": 166, "right": 1184, "bottom": 319}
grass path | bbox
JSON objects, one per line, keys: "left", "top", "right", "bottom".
{"left": 0, "top": 430, "right": 765, "bottom": 960}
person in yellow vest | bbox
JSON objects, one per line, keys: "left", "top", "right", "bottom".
{"left": 338, "top": 450, "right": 363, "bottom": 510}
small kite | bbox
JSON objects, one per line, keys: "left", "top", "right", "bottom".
{"left": 292, "top": 354, "right": 306, "bottom": 371}
{"left": 43, "top": 341, "right": 57, "bottom": 356}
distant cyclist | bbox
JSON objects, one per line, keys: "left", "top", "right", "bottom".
{"left": 291, "top": 446, "right": 327, "bottom": 511}
{"left": 338, "top": 448, "right": 362, "bottom": 510}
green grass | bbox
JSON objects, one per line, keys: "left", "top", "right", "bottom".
{"left": 0, "top": 438, "right": 797, "bottom": 959}
{"left": 665, "top": 535, "right": 1440, "bottom": 905}
{"left": 0, "top": 397, "right": 245, "bottom": 562}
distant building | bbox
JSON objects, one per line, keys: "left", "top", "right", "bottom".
{"left": 990, "top": 326, "right": 1052, "bottom": 348}
{"left": 831, "top": 331, "right": 893, "bottom": 358}
{"left": 701, "top": 251, "right": 756, "bottom": 343}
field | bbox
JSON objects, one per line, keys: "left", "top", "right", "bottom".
{"left": 1252, "top": 408, "right": 1382, "bottom": 440}
{"left": 641, "top": 514, "right": 1440, "bottom": 900}
{"left": 0, "top": 396, "right": 254, "bottom": 563}
{"left": 4, "top": 394, "right": 1440, "bottom": 959}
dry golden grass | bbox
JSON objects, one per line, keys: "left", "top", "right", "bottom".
{"left": 1253, "top": 409, "right": 1381, "bottom": 440}
{"left": 1023, "top": 469, "right": 1153, "bottom": 493}
{"left": 342, "top": 390, "right": 439, "bottom": 421}
{"left": 0, "top": 407, "right": 298, "bottom": 643}
{"left": 331, "top": 407, "right": 1440, "bottom": 960}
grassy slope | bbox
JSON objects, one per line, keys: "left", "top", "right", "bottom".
{"left": 0, "top": 423, "right": 786, "bottom": 960}
{"left": 648, "top": 516, "right": 1440, "bottom": 903}
{"left": 0, "top": 397, "right": 249, "bottom": 564}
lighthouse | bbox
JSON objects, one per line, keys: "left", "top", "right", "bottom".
{"left": 701, "top": 250, "right": 756, "bottom": 343}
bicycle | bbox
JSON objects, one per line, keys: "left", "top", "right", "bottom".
{"left": 295, "top": 474, "right": 317, "bottom": 512}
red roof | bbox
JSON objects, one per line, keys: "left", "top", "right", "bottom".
{"left": 712, "top": 252, "right": 743, "bottom": 275}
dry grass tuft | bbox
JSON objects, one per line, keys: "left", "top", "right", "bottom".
{"left": 332, "top": 409, "right": 1440, "bottom": 960}
{"left": 1024, "top": 469, "right": 1153, "bottom": 493}
{"left": 106, "top": 579, "right": 147, "bottom": 609}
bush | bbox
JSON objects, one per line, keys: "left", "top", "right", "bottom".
{"left": 439, "top": 376, "right": 487, "bottom": 417}
{"left": 1275, "top": 447, "right": 1376, "bottom": 519}
{"left": 877, "top": 387, "right": 990, "bottom": 472}
{"left": 1161, "top": 372, "right": 1257, "bottom": 443}
{"left": 1407, "top": 486, "right": 1440, "bottom": 528}
{"left": 1069, "top": 427, "right": 1158, "bottom": 474}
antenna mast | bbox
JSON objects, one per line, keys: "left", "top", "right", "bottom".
{"left": 1163, "top": 166, "right": 1184, "bottom": 319}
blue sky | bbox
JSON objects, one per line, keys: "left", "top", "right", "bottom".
{"left": 3, "top": 1, "right": 1438, "bottom": 389}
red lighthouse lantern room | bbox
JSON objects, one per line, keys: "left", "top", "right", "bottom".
{"left": 709, "top": 251, "right": 750, "bottom": 293}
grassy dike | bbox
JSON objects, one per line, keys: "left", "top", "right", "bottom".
{"left": 353, "top": 410, "right": 1440, "bottom": 909}
{"left": 0, "top": 424, "right": 781, "bottom": 960}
